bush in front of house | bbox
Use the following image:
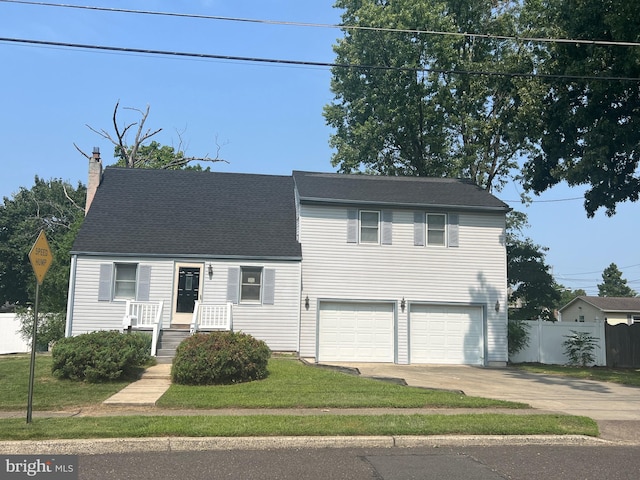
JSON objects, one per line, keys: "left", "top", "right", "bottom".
{"left": 171, "top": 331, "right": 271, "bottom": 385}
{"left": 51, "top": 330, "right": 151, "bottom": 382}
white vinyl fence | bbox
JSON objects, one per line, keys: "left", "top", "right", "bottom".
{"left": 0, "top": 313, "right": 29, "bottom": 354}
{"left": 509, "top": 319, "right": 606, "bottom": 366}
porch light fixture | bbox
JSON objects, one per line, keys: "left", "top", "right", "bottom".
{"left": 401, "top": 297, "right": 406, "bottom": 312}
{"left": 495, "top": 300, "right": 500, "bottom": 313}
{"left": 305, "top": 296, "right": 309, "bottom": 310}
{"left": 208, "top": 264, "right": 213, "bottom": 280}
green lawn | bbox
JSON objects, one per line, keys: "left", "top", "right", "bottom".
{"left": 0, "top": 414, "right": 598, "bottom": 441}
{"left": 157, "top": 358, "right": 526, "bottom": 409}
{"left": 0, "top": 354, "right": 129, "bottom": 410}
{"left": 514, "top": 363, "right": 640, "bottom": 387}
{"left": 0, "top": 355, "right": 601, "bottom": 440}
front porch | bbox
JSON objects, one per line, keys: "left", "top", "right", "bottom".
{"left": 122, "top": 300, "right": 233, "bottom": 361}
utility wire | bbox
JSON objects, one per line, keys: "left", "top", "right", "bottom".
{"left": 2, "top": 37, "right": 640, "bottom": 82}
{"left": 3, "top": 0, "right": 640, "bottom": 48}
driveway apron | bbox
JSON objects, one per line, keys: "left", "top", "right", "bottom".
{"left": 329, "top": 364, "right": 640, "bottom": 422}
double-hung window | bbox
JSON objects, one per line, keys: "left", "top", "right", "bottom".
{"left": 360, "top": 210, "right": 380, "bottom": 244}
{"left": 240, "top": 267, "right": 263, "bottom": 303}
{"left": 114, "top": 263, "right": 137, "bottom": 299}
{"left": 427, "top": 214, "right": 446, "bottom": 246}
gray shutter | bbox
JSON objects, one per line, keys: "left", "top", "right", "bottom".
{"left": 413, "top": 212, "right": 425, "bottom": 246}
{"left": 263, "top": 268, "right": 276, "bottom": 305}
{"left": 98, "top": 264, "right": 113, "bottom": 301}
{"left": 137, "top": 265, "right": 151, "bottom": 301}
{"left": 346, "top": 208, "right": 358, "bottom": 243}
{"left": 448, "top": 213, "right": 459, "bottom": 248}
{"left": 226, "top": 267, "right": 240, "bottom": 304}
{"left": 381, "top": 210, "right": 393, "bottom": 245}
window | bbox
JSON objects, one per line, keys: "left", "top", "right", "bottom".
{"left": 427, "top": 214, "right": 446, "bottom": 246}
{"left": 241, "top": 267, "right": 262, "bottom": 302}
{"left": 360, "top": 210, "right": 380, "bottom": 244}
{"left": 114, "top": 264, "right": 137, "bottom": 299}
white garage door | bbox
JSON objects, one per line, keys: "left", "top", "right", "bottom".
{"left": 318, "top": 302, "right": 394, "bottom": 362}
{"left": 410, "top": 305, "right": 484, "bottom": 365}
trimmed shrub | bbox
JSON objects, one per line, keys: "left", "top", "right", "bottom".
{"left": 51, "top": 330, "right": 151, "bottom": 382}
{"left": 172, "top": 331, "right": 271, "bottom": 385}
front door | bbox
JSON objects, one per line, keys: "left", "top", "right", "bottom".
{"left": 172, "top": 264, "right": 203, "bottom": 326}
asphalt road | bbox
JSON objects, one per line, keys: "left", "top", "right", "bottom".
{"left": 78, "top": 445, "right": 640, "bottom": 480}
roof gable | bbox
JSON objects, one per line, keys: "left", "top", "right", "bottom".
{"left": 73, "top": 168, "right": 302, "bottom": 258}
{"left": 292, "top": 171, "right": 510, "bottom": 211}
{"left": 561, "top": 296, "right": 640, "bottom": 313}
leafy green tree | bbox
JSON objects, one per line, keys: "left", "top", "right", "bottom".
{"left": 325, "top": 0, "right": 544, "bottom": 192}
{"left": 597, "top": 263, "right": 637, "bottom": 297}
{"left": 0, "top": 177, "right": 85, "bottom": 312}
{"left": 506, "top": 211, "right": 560, "bottom": 320}
{"left": 521, "top": 0, "right": 640, "bottom": 217}
{"left": 556, "top": 285, "right": 587, "bottom": 310}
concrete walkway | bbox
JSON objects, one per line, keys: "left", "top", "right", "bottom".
{"left": 102, "top": 364, "right": 172, "bottom": 406}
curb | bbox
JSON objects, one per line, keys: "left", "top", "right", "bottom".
{"left": 0, "top": 435, "right": 613, "bottom": 455}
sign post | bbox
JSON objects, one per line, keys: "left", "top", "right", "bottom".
{"left": 26, "top": 230, "right": 53, "bottom": 424}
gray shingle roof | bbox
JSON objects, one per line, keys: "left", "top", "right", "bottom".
{"left": 292, "top": 171, "right": 510, "bottom": 211}
{"left": 72, "top": 168, "right": 302, "bottom": 258}
{"left": 568, "top": 296, "right": 640, "bottom": 312}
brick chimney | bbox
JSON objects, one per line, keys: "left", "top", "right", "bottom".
{"left": 85, "top": 147, "right": 103, "bottom": 215}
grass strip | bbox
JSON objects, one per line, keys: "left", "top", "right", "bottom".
{"left": 0, "top": 414, "right": 598, "bottom": 441}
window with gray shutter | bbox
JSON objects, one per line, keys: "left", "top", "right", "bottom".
{"left": 347, "top": 209, "right": 358, "bottom": 243}
{"left": 413, "top": 212, "right": 425, "bottom": 246}
{"left": 381, "top": 210, "right": 393, "bottom": 245}
{"left": 98, "top": 264, "right": 113, "bottom": 301}
{"left": 226, "top": 267, "right": 240, "bottom": 304}
{"left": 448, "top": 213, "right": 459, "bottom": 247}
{"left": 427, "top": 214, "right": 446, "bottom": 246}
{"left": 263, "top": 268, "right": 276, "bottom": 305}
{"left": 137, "top": 265, "right": 151, "bottom": 301}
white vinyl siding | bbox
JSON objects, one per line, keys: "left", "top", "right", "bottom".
{"left": 298, "top": 205, "right": 507, "bottom": 364}
{"left": 68, "top": 257, "right": 301, "bottom": 352}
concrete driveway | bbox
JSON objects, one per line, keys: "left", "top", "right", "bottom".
{"left": 330, "top": 363, "right": 640, "bottom": 422}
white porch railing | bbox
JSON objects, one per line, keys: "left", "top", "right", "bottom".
{"left": 190, "top": 301, "right": 233, "bottom": 333}
{"left": 122, "top": 300, "right": 164, "bottom": 356}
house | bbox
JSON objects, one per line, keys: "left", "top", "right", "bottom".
{"left": 65, "top": 152, "right": 510, "bottom": 365}
{"left": 559, "top": 296, "right": 640, "bottom": 325}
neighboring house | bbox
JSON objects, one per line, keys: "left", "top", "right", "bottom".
{"left": 65, "top": 153, "right": 510, "bottom": 365}
{"left": 559, "top": 296, "right": 640, "bottom": 325}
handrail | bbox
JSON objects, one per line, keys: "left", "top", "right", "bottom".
{"left": 150, "top": 300, "right": 164, "bottom": 357}
{"left": 190, "top": 302, "right": 232, "bottom": 333}
{"left": 122, "top": 300, "right": 164, "bottom": 356}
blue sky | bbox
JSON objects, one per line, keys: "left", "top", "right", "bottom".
{"left": 1, "top": 0, "right": 638, "bottom": 296}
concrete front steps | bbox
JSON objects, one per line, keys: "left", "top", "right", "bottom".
{"left": 155, "top": 328, "right": 191, "bottom": 364}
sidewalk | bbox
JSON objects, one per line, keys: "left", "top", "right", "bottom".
{"left": 101, "top": 363, "right": 172, "bottom": 407}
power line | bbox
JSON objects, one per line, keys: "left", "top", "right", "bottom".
{"left": 2, "top": 36, "right": 640, "bottom": 82}
{"left": 3, "top": 0, "right": 640, "bottom": 49}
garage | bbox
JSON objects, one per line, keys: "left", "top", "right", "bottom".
{"left": 318, "top": 302, "right": 394, "bottom": 362}
{"left": 409, "top": 304, "right": 484, "bottom": 365}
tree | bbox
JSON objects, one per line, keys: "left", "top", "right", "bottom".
{"left": 597, "top": 262, "right": 637, "bottom": 297}
{"left": 0, "top": 178, "right": 86, "bottom": 312}
{"left": 521, "top": 0, "right": 640, "bottom": 217}
{"left": 556, "top": 285, "right": 587, "bottom": 310}
{"left": 325, "top": 0, "right": 544, "bottom": 192}
{"left": 506, "top": 211, "right": 560, "bottom": 320}
{"left": 75, "top": 101, "right": 227, "bottom": 170}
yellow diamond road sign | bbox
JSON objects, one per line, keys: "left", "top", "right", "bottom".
{"left": 29, "top": 230, "right": 53, "bottom": 285}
